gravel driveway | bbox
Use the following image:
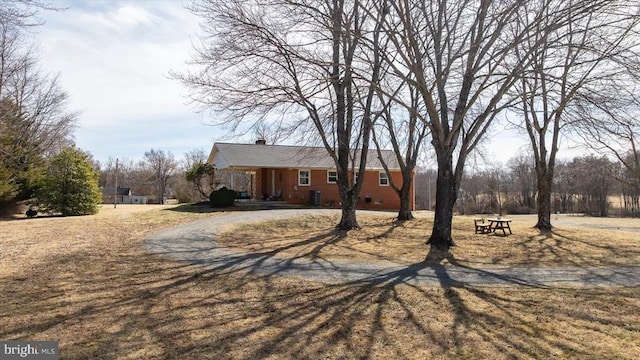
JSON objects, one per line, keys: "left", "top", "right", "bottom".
{"left": 144, "top": 209, "right": 640, "bottom": 287}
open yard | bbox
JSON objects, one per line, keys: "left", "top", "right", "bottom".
{"left": 216, "top": 212, "right": 640, "bottom": 268}
{"left": 1, "top": 205, "right": 639, "bottom": 359}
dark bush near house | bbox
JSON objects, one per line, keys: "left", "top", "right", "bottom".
{"left": 209, "top": 187, "right": 236, "bottom": 207}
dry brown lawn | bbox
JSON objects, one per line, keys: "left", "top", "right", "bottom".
{"left": 217, "top": 213, "right": 640, "bottom": 268}
{"left": 1, "top": 205, "right": 639, "bottom": 359}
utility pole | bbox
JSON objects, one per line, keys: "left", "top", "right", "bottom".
{"left": 114, "top": 158, "right": 118, "bottom": 209}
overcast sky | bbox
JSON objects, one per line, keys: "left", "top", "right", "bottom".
{"left": 35, "top": 0, "right": 222, "bottom": 164}
{"left": 33, "top": 0, "right": 582, "bottom": 167}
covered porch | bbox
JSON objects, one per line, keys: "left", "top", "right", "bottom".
{"left": 216, "top": 167, "right": 286, "bottom": 201}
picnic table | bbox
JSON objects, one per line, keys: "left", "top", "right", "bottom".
{"left": 487, "top": 218, "right": 512, "bottom": 235}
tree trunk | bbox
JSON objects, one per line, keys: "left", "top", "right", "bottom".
{"left": 337, "top": 191, "right": 359, "bottom": 230}
{"left": 535, "top": 174, "right": 552, "bottom": 231}
{"left": 397, "top": 180, "right": 414, "bottom": 221}
{"left": 158, "top": 179, "right": 165, "bottom": 205}
{"left": 427, "top": 160, "right": 457, "bottom": 250}
{"left": 598, "top": 180, "right": 608, "bottom": 217}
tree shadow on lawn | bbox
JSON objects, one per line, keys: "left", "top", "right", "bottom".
{"left": 8, "top": 214, "right": 66, "bottom": 221}
{"left": 1, "top": 234, "right": 639, "bottom": 359}
{"left": 166, "top": 202, "right": 310, "bottom": 214}
{"left": 509, "top": 228, "right": 639, "bottom": 268}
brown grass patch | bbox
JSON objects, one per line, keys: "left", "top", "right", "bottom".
{"left": 217, "top": 213, "right": 640, "bottom": 267}
{"left": 1, "top": 206, "right": 639, "bottom": 359}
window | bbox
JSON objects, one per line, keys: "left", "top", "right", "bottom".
{"left": 298, "top": 169, "right": 310, "bottom": 186}
{"left": 327, "top": 170, "right": 337, "bottom": 183}
{"left": 379, "top": 171, "right": 389, "bottom": 186}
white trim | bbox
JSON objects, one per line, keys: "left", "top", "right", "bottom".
{"left": 298, "top": 169, "right": 311, "bottom": 186}
{"left": 327, "top": 170, "right": 337, "bottom": 184}
{"left": 379, "top": 171, "right": 390, "bottom": 186}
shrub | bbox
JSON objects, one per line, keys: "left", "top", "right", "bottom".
{"left": 209, "top": 187, "right": 236, "bottom": 207}
{"left": 36, "top": 147, "right": 101, "bottom": 216}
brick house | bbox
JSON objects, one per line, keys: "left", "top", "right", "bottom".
{"left": 207, "top": 142, "right": 415, "bottom": 211}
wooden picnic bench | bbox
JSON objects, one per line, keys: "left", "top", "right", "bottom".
{"left": 487, "top": 218, "right": 513, "bottom": 235}
{"left": 474, "top": 219, "right": 492, "bottom": 234}
{"left": 474, "top": 218, "right": 513, "bottom": 235}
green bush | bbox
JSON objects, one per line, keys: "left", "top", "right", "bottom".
{"left": 36, "top": 147, "right": 101, "bottom": 216}
{"left": 209, "top": 187, "right": 236, "bottom": 207}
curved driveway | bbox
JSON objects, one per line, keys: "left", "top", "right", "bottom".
{"left": 144, "top": 209, "right": 640, "bottom": 287}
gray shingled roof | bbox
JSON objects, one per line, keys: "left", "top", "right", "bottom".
{"left": 102, "top": 187, "right": 131, "bottom": 196}
{"left": 209, "top": 143, "right": 401, "bottom": 170}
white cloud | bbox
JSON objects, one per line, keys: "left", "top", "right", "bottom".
{"left": 77, "top": 4, "right": 157, "bottom": 31}
{"left": 33, "top": 0, "right": 218, "bottom": 162}
{"left": 36, "top": 1, "right": 575, "bottom": 166}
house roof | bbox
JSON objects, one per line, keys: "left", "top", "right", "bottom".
{"left": 102, "top": 187, "right": 131, "bottom": 196}
{"left": 208, "top": 143, "right": 401, "bottom": 170}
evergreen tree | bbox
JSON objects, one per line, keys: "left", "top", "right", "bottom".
{"left": 37, "top": 147, "right": 101, "bottom": 216}
{"left": 185, "top": 161, "right": 215, "bottom": 200}
{"left": 0, "top": 98, "right": 46, "bottom": 206}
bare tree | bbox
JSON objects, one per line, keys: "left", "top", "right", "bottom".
{"left": 0, "top": 1, "right": 61, "bottom": 30}
{"left": 372, "top": 84, "right": 429, "bottom": 220}
{"left": 618, "top": 153, "right": 640, "bottom": 216}
{"left": 458, "top": 172, "right": 485, "bottom": 214}
{"left": 575, "top": 96, "right": 640, "bottom": 196}
{"left": 511, "top": 0, "right": 640, "bottom": 230}
{"left": 141, "top": 149, "right": 176, "bottom": 204}
{"left": 507, "top": 153, "right": 536, "bottom": 212}
{"left": 414, "top": 168, "right": 436, "bottom": 210}
{"left": 571, "top": 155, "right": 615, "bottom": 217}
{"left": 485, "top": 165, "right": 506, "bottom": 216}
{"left": 550, "top": 160, "right": 575, "bottom": 213}
{"left": 0, "top": 2, "right": 76, "bottom": 209}
{"left": 377, "top": 0, "right": 555, "bottom": 250}
{"left": 98, "top": 157, "right": 136, "bottom": 190}
{"left": 176, "top": 0, "right": 388, "bottom": 229}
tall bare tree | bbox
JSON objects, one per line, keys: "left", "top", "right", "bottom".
{"left": 372, "top": 84, "right": 429, "bottom": 221}
{"left": 0, "top": 1, "right": 58, "bottom": 30}
{"left": 176, "top": 0, "right": 388, "bottom": 229}
{"left": 511, "top": 0, "right": 640, "bottom": 230}
{"left": 378, "top": 0, "right": 556, "bottom": 250}
{"left": 574, "top": 84, "right": 640, "bottom": 196}
{"left": 507, "top": 153, "right": 536, "bottom": 211}
{"left": 141, "top": 149, "right": 176, "bottom": 204}
{"left": 0, "top": 2, "right": 76, "bottom": 210}
{"left": 571, "top": 155, "right": 615, "bottom": 217}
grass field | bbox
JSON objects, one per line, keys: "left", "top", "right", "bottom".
{"left": 217, "top": 212, "right": 640, "bottom": 268}
{"left": 1, "top": 205, "right": 639, "bottom": 359}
